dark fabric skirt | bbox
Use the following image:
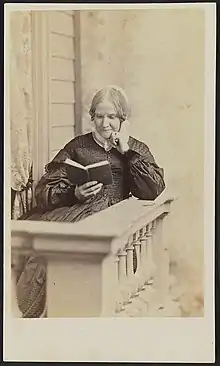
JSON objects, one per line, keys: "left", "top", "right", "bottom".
{"left": 19, "top": 193, "right": 110, "bottom": 222}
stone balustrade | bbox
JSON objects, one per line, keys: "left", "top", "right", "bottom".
{"left": 11, "top": 193, "right": 180, "bottom": 317}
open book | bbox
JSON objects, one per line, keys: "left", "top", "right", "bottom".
{"left": 64, "top": 158, "right": 113, "bottom": 186}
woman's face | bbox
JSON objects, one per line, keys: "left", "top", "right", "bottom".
{"left": 93, "top": 100, "right": 121, "bottom": 139}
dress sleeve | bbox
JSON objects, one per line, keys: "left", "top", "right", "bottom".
{"left": 34, "top": 140, "right": 80, "bottom": 210}
{"left": 125, "top": 137, "right": 165, "bottom": 200}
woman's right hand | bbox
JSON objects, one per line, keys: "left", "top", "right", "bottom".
{"left": 74, "top": 181, "right": 103, "bottom": 201}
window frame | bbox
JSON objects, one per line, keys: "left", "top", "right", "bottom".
{"left": 31, "top": 10, "right": 82, "bottom": 182}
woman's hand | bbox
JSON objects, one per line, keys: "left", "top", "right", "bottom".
{"left": 75, "top": 181, "right": 103, "bottom": 201}
{"left": 110, "top": 120, "right": 130, "bottom": 154}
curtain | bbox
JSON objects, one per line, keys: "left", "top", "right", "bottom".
{"left": 10, "top": 11, "right": 34, "bottom": 219}
{"left": 9, "top": 11, "right": 47, "bottom": 318}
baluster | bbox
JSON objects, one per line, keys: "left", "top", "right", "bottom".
{"left": 11, "top": 252, "right": 22, "bottom": 317}
{"left": 130, "top": 230, "right": 148, "bottom": 317}
{"left": 126, "top": 240, "right": 134, "bottom": 278}
{"left": 118, "top": 249, "right": 127, "bottom": 282}
{"left": 133, "top": 231, "right": 141, "bottom": 273}
{"left": 145, "top": 221, "right": 157, "bottom": 283}
{"left": 126, "top": 237, "right": 139, "bottom": 297}
{"left": 139, "top": 222, "right": 157, "bottom": 286}
{"left": 116, "top": 236, "right": 142, "bottom": 317}
{"left": 117, "top": 249, "right": 130, "bottom": 306}
{"left": 119, "top": 246, "right": 137, "bottom": 317}
{"left": 152, "top": 215, "right": 171, "bottom": 314}
{"left": 115, "top": 255, "right": 125, "bottom": 315}
{"left": 133, "top": 230, "right": 145, "bottom": 291}
{"left": 115, "top": 248, "right": 132, "bottom": 317}
{"left": 124, "top": 231, "right": 149, "bottom": 317}
{"left": 137, "top": 222, "right": 157, "bottom": 315}
{"left": 139, "top": 225, "right": 147, "bottom": 285}
{"left": 118, "top": 241, "right": 137, "bottom": 317}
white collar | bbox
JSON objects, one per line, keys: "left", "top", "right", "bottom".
{"left": 92, "top": 130, "right": 113, "bottom": 152}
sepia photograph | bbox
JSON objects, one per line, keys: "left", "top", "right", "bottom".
{"left": 4, "top": 2, "right": 215, "bottom": 362}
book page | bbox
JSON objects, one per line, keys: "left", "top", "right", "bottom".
{"left": 86, "top": 160, "right": 110, "bottom": 169}
{"left": 65, "top": 158, "right": 85, "bottom": 170}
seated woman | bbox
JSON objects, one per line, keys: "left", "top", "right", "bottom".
{"left": 16, "top": 85, "right": 165, "bottom": 317}
{"left": 22, "top": 85, "right": 165, "bottom": 222}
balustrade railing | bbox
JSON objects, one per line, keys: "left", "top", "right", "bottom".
{"left": 11, "top": 193, "right": 180, "bottom": 317}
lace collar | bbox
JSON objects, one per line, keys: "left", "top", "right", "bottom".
{"left": 92, "top": 130, "right": 113, "bottom": 152}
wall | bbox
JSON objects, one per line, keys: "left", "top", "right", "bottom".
{"left": 80, "top": 8, "right": 205, "bottom": 316}
{"left": 48, "top": 10, "right": 76, "bottom": 161}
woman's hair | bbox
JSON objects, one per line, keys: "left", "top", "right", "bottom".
{"left": 89, "top": 85, "right": 131, "bottom": 122}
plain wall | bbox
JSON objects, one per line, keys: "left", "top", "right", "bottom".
{"left": 80, "top": 8, "right": 205, "bottom": 316}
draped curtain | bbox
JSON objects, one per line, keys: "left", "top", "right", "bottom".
{"left": 10, "top": 11, "right": 48, "bottom": 318}
{"left": 10, "top": 11, "right": 34, "bottom": 219}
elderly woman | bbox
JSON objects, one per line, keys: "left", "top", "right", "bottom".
{"left": 22, "top": 86, "right": 165, "bottom": 222}
{"left": 17, "top": 86, "right": 165, "bottom": 317}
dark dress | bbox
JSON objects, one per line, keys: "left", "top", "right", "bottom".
{"left": 16, "top": 132, "right": 165, "bottom": 317}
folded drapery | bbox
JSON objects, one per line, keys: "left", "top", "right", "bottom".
{"left": 10, "top": 11, "right": 33, "bottom": 219}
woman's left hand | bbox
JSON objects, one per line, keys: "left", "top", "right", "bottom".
{"left": 110, "top": 120, "right": 130, "bottom": 154}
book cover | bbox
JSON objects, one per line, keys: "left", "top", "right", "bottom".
{"left": 64, "top": 159, "right": 113, "bottom": 186}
